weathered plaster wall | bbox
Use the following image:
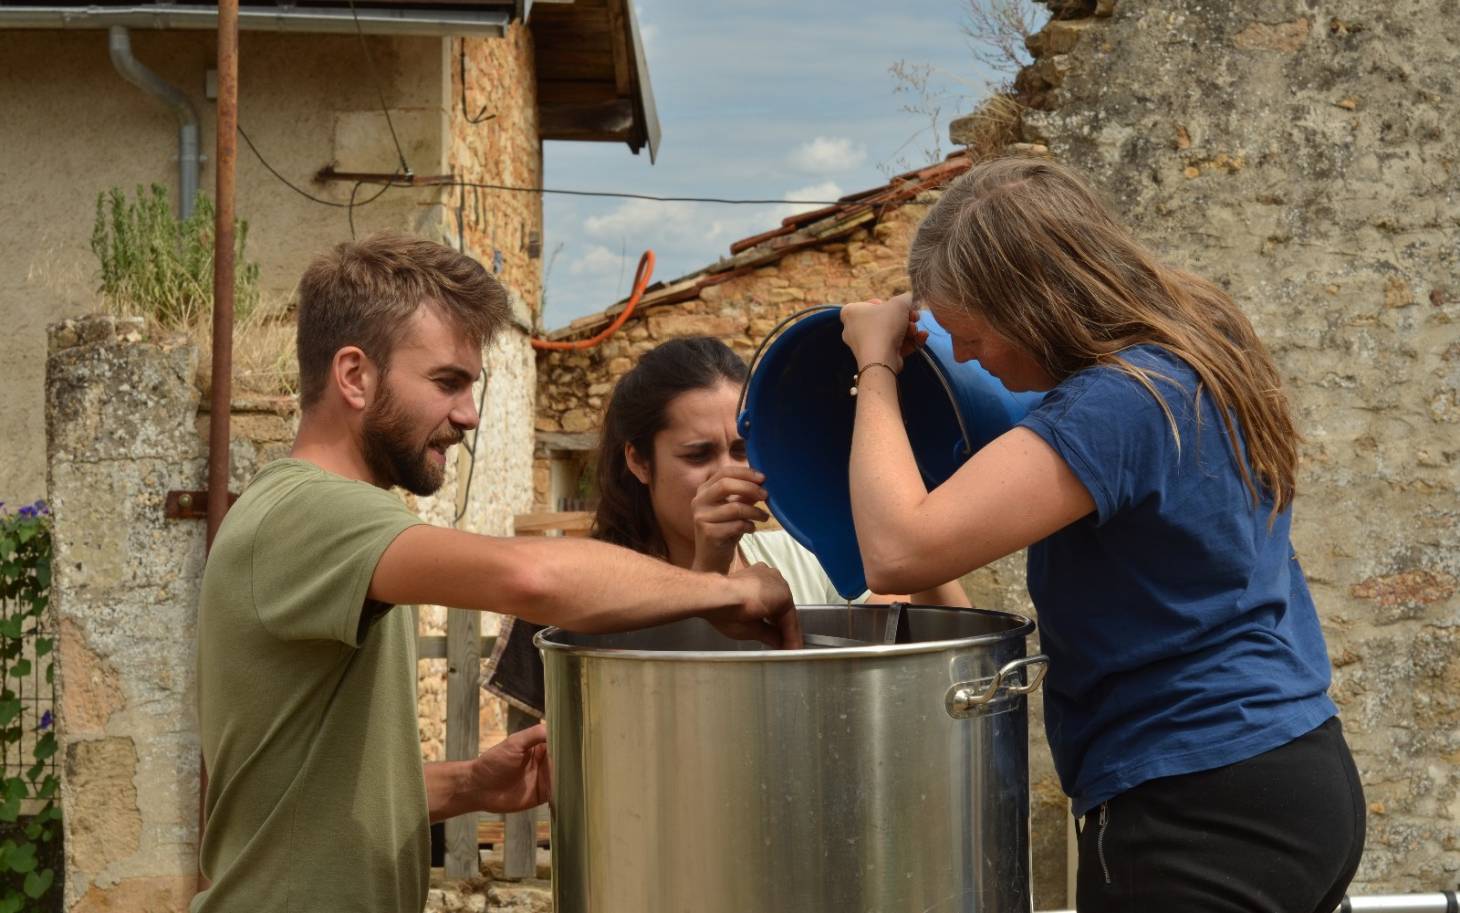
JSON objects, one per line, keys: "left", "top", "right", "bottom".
{"left": 1016, "top": 0, "right": 1460, "bottom": 893}
{"left": 48, "top": 315, "right": 205, "bottom": 912}
{"left": 0, "top": 28, "right": 455, "bottom": 506}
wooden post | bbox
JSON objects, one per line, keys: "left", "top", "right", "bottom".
{"left": 443, "top": 607, "right": 482, "bottom": 878}
{"left": 502, "top": 705, "right": 537, "bottom": 880}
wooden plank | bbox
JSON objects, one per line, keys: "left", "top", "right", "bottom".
{"left": 417, "top": 635, "right": 496, "bottom": 660}
{"left": 605, "top": 0, "right": 632, "bottom": 96}
{"left": 537, "top": 79, "right": 620, "bottom": 106}
{"left": 443, "top": 607, "right": 483, "bottom": 878}
{"left": 478, "top": 816, "right": 551, "bottom": 847}
{"left": 513, "top": 511, "right": 594, "bottom": 535}
{"left": 536, "top": 430, "right": 599, "bottom": 452}
{"left": 539, "top": 98, "right": 634, "bottom": 139}
{"left": 502, "top": 706, "right": 538, "bottom": 879}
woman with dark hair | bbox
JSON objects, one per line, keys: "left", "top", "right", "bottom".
{"left": 839, "top": 156, "right": 1363, "bottom": 913}
{"left": 485, "top": 336, "right": 967, "bottom": 714}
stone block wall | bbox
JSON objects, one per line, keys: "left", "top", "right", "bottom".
{"left": 1016, "top": 0, "right": 1460, "bottom": 893}
{"left": 49, "top": 315, "right": 206, "bottom": 912}
{"left": 453, "top": 23, "right": 545, "bottom": 326}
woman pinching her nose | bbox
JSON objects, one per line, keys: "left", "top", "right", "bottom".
{"left": 839, "top": 156, "right": 1364, "bottom": 913}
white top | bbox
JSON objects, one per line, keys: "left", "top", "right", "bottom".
{"left": 737, "top": 529, "right": 872, "bottom": 605}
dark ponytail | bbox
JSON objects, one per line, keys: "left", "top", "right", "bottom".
{"left": 592, "top": 336, "right": 748, "bottom": 557}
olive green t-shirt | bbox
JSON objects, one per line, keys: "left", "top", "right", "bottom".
{"left": 193, "top": 459, "right": 426, "bottom": 913}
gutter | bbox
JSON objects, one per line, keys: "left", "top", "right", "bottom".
{"left": 0, "top": 5, "right": 510, "bottom": 36}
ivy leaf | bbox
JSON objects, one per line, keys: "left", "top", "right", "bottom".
{"left": 0, "top": 700, "right": 20, "bottom": 728}
{"left": 0, "top": 619, "right": 20, "bottom": 641}
{"left": 0, "top": 889, "right": 19, "bottom": 913}
{"left": 7, "top": 659, "right": 30, "bottom": 679}
{"left": 34, "top": 637, "right": 52, "bottom": 657}
{"left": 23, "top": 867, "right": 52, "bottom": 900}
{"left": 0, "top": 537, "right": 14, "bottom": 561}
{"left": 5, "top": 840, "right": 34, "bottom": 873}
{"left": 33, "top": 733, "right": 56, "bottom": 762}
{"left": 0, "top": 795, "right": 21, "bottom": 823}
{"left": 13, "top": 524, "right": 34, "bottom": 546}
{"left": 33, "top": 559, "right": 50, "bottom": 589}
{"left": 4, "top": 779, "right": 24, "bottom": 802}
{"left": 44, "top": 664, "right": 52, "bottom": 685}
{"left": 23, "top": 867, "right": 53, "bottom": 899}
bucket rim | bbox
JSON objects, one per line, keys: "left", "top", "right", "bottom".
{"left": 533, "top": 604, "right": 1035, "bottom": 662}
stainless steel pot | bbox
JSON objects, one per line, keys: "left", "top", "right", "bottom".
{"left": 536, "top": 604, "right": 1047, "bottom": 913}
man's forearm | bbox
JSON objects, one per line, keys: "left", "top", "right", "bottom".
{"left": 373, "top": 527, "right": 748, "bottom": 632}
{"left": 425, "top": 760, "right": 475, "bottom": 823}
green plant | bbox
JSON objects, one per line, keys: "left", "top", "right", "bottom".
{"left": 90, "top": 184, "right": 261, "bottom": 327}
{"left": 0, "top": 502, "right": 59, "bottom": 913}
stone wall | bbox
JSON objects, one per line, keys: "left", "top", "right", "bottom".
{"left": 1016, "top": 0, "right": 1460, "bottom": 894}
{"left": 49, "top": 316, "right": 205, "bottom": 912}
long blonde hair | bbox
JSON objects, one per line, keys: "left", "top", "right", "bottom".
{"left": 909, "top": 156, "right": 1298, "bottom": 516}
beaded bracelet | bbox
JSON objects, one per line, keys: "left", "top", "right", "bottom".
{"left": 850, "top": 362, "right": 897, "bottom": 396}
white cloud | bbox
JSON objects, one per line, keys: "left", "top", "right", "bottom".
{"left": 569, "top": 244, "right": 629, "bottom": 277}
{"left": 780, "top": 180, "right": 844, "bottom": 218}
{"left": 788, "top": 136, "right": 867, "bottom": 174}
{"left": 583, "top": 198, "right": 685, "bottom": 238}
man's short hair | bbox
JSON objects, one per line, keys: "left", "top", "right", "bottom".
{"left": 295, "top": 234, "right": 510, "bottom": 410}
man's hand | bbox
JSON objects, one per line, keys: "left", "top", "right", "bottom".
{"left": 706, "top": 563, "right": 803, "bottom": 649}
{"left": 468, "top": 724, "right": 552, "bottom": 815}
{"left": 691, "top": 466, "right": 771, "bottom": 574}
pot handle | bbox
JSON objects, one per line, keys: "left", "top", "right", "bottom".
{"left": 945, "top": 654, "right": 1049, "bottom": 719}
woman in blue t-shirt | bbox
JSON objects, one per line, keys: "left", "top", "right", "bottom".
{"left": 839, "top": 156, "right": 1364, "bottom": 913}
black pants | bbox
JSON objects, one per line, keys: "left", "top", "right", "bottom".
{"left": 1075, "top": 716, "right": 1365, "bottom": 913}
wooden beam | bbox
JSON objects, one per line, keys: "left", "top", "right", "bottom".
{"left": 539, "top": 99, "right": 635, "bottom": 140}
{"left": 535, "top": 431, "right": 599, "bottom": 452}
{"left": 417, "top": 635, "right": 496, "bottom": 660}
{"left": 513, "top": 511, "right": 594, "bottom": 536}
{"left": 605, "top": 0, "right": 632, "bottom": 96}
{"left": 502, "top": 706, "right": 539, "bottom": 879}
{"left": 537, "top": 79, "right": 620, "bottom": 106}
{"left": 444, "top": 607, "right": 483, "bottom": 878}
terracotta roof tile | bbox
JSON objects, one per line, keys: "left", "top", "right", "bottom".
{"left": 545, "top": 150, "right": 973, "bottom": 341}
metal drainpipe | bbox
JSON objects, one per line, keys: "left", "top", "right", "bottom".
{"left": 108, "top": 25, "right": 201, "bottom": 219}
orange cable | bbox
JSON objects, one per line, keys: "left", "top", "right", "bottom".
{"left": 531, "top": 250, "right": 656, "bottom": 351}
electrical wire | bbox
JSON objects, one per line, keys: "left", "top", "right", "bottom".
{"left": 346, "top": 0, "right": 412, "bottom": 177}
{"left": 454, "top": 362, "right": 491, "bottom": 526}
{"left": 444, "top": 180, "right": 842, "bottom": 206}
{"left": 459, "top": 41, "right": 496, "bottom": 125}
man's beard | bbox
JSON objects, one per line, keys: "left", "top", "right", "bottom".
{"left": 362, "top": 380, "right": 463, "bottom": 496}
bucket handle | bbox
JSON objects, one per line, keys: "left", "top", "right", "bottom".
{"left": 736, "top": 304, "right": 841, "bottom": 427}
{"left": 736, "top": 304, "right": 976, "bottom": 460}
{"left": 944, "top": 654, "right": 1049, "bottom": 719}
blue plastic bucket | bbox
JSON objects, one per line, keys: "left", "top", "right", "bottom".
{"left": 737, "top": 307, "right": 1043, "bottom": 599}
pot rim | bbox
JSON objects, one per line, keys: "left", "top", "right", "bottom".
{"left": 533, "top": 604, "right": 1036, "bottom": 663}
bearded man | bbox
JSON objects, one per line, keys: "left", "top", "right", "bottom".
{"left": 193, "top": 234, "right": 799, "bottom": 912}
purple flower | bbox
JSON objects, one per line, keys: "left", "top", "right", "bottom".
{"left": 38, "top": 711, "right": 52, "bottom": 731}
{"left": 18, "top": 507, "right": 33, "bottom": 518}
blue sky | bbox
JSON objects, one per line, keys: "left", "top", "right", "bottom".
{"left": 538, "top": 0, "right": 1015, "bottom": 327}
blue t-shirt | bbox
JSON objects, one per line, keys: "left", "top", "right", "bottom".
{"left": 1016, "top": 345, "right": 1336, "bottom": 817}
